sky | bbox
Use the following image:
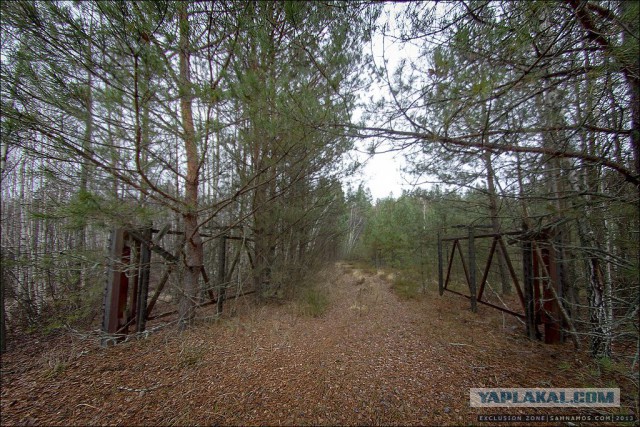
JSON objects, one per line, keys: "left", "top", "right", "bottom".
{"left": 348, "top": 4, "right": 423, "bottom": 201}
{"left": 361, "top": 151, "right": 408, "bottom": 200}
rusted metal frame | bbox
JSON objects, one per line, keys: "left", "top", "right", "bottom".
{"left": 531, "top": 238, "right": 580, "bottom": 349}
{"left": 151, "top": 224, "right": 245, "bottom": 239}
{"left": 153, "top": 224, "right": 171, "bottom": 242}
{"left": 438, "top": 231, "right": 444, "bottom": 296}
{"left": 443, "top": 288, "right": 525, "bottom": 319}
{"left": 128, "top": 229, "right": 178, "bottom": 263}
{"left": 439, "top": 230, "right": 530, "bottom": 322}
{"left": 216, "top": 235, "right": 227, "bottom": 315}
{"left": 477, "top": 236, "right": 499, "bottom": 302}
{"left": 126, "top": 238, "right": 141, "bottom": 334}
{"left": 147, "top": 289, "right": 256, "bottom": 321}
{"left": 497, "top": 236, "right": 526, "bottom": 310}
{"left": 522, "top": 240, "right": 537, "bottom": 340}
{"left": 154, "top": 229, "right": 212, "bottom": 238}
{"left": 136, "top": 228, "right": 152, "bottom": 333}
{"left": 225, "top": 239, "right": 243, "bottom": 284}
{"left": 102, "top": 228, "right": 149, "bottom": 339}
{"left": 545, "top": 242, "right": 562, "bottom": 344}
{"left": 554, "top": 231, "right": 569, "bottom": 337}
{"left": 116, "top": 243, "right": 131, "bottom": 333}
{"left": 444, "top": 238, "right": 473, "bottom": 306}
{"left": 452, "top": 224, "right": 494, "bottom": 229}
{"left": 225, "top": 235, "right": 254, "bottom": 242}
{"left": 438, "top": 228, "right": 571, "bottom": 340}
{"left": 441, "top": 230, "right": 521, "bottom": 242}
{"left": 532, "top": 241, "right": 542, "bottom": 326}
{"left": 443, "top": 239, "right": 458, "bottom": 290}
{"left": 468, "top": 227, "right": 477, "bottom": 313}
{"left": 244, "top": 240, "right": 255, "bottom": 270}
{"left": 522, "top": 234, "right": 569, "bottom": 344}
{"left": 115, "top": 233, "right": 144, "bottom": 336}
{"left": 104, "top": 226, "right": 249, "bottom": 338}
{"left": 145, "top": 264, "right": 173, "bottom": 318}
{"left": 442, "top": 233, "right": 498, "bottom": 242}
{"left": 145, "top": 236, "right": 184, "bottom": 318}
{"left": 443, "top": 231, "right": 526, "bottom": 312}
{"left": 533, "top": 240, "right": 563, "bottom": 344}
{"left": 444, "top": 239, "right": 472, "bottom": 292}
{"left": 201, "top": 267, "right": 210, "bottom": 286}
{"left": 102, "top": 229, "right": 126, "bottom": 345}
{"left": 454, "top": 239, "right": 472, "bottom": 290}
{"left": 537, "top": 242, "right": 550, "bottom": 324}
{"left": 200, "top": 265, "right": 214, "bottom": 301}
{"left": 116, "top": 315, "right": 137, "bottom": 335}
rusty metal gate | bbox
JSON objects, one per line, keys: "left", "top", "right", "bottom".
{"left": 437, "top": 225, "right": 566, "bottom": 344}
{"left": 101, "top": 226, "right": 253, "bottom": 346}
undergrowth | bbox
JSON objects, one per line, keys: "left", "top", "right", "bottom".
{"left": 295, "top": 285, "right": 329, "bottom": 318}
{"left": 392, "top": 274, "right": 422, "bottom": 300}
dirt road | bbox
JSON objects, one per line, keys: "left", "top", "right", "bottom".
{"left": 0, "top": 263, "right": 610, "bottom": 425}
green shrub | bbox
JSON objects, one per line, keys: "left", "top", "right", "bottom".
{"left": 392, "top": 275, "right": 421, "bottom": 300}
{"left": 297, "top": 287, "right": 329, "bottom": 317}
{"left": 178, "top": 345, "right": 206, "bottom": 368}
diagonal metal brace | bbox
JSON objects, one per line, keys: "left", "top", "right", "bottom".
{"left": 128, "top": 230, "right": 179, "bottom": 263}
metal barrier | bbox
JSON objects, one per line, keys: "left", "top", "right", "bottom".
{"left": 438, "top": 225, "right": 566, "bottom": 344}
{"left": 101, "top": 226, "right": 249, "bottom": 346}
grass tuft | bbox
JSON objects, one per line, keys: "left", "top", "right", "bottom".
{"left": 178, "top": 343, "right": 206, "bottom": 368}
{"left": 296, "top": 286, "right": 329, "bottom": 318}
{"left": 392, "top": 275, "right": 421, "bottom": 300}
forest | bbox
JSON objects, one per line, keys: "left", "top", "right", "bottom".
{"left": 1, "top": 1, "right": 638, "bottom": 425}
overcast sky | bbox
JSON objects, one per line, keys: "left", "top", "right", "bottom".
{"left": 349, "top": 4, "right": 422, "bottom": 201}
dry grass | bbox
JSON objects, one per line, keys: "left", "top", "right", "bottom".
{"left": 1, "top": 262, "right": 637, "bottom": 426}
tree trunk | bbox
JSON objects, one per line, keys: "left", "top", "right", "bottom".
{"left": 252, "top": 183, "right": 270, "bottom": 299}
{"left": 574, "top": 209, "right": 613, "bottom": 358}
{"left": 77, "top": 37, "right": 93, "bottom": 292}
{"left": 618, "top": 1, "right": 639, "bottom": 180}
{"left": 1, "top": 146, "right": 7, "bottom": 352}
{"left": 178, "top": 3, "right": 203, "bottom": 331}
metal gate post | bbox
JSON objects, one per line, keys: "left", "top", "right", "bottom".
{"left": 136, "top": 227, "right": 152, "bottom": 333}
{"left": 542, "top": 242, "right": 563, "bottom": 344}
{"left": 522, "top": 240, "right": 537, "bottom": 340}
{"left": 125, "top": 238, "right": 141, "bottom": 335}
{"left": 438, "top": 231, "right": 443, "bottom": 296}
{"left": 102, "top": 229, "right": 127, "bottom": 346}
{"left": 468, "top": 226, "right": 477, "bottom": 313}
{"left": 216, "top": 235, "right": 227, "bottom": 315}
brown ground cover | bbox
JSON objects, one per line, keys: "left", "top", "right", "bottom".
{"left": 1, "top": 263, "right": 636, "bottom": 426}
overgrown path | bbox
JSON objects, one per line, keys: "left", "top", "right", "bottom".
{"left": 0, "top": 263, "right": 614, "bottom": 425}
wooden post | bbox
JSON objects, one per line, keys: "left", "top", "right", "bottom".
{"left": 136, "top": 227, "right": 152, "bottom": 333}
{"left": 468, "top": 227, "right": 477, "bottom": 313}
{"left": 216, "top": 235, "right": 227, "bottom": 315}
